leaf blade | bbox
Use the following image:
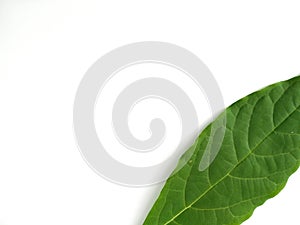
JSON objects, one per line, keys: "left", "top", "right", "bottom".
{"left": 143, "top": 76, "right": 300, "bottom": 225}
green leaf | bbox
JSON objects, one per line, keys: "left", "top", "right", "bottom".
{"left": 143, "top": 76, "right": 300, "bottom": 225}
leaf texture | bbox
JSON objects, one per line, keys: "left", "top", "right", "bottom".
{"left": 143, "top": 76, "right": 300, "bottom": 225}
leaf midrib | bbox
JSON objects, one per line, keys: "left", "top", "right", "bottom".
{"left": 164, "top": 103, "right": 300, "bottom": 225}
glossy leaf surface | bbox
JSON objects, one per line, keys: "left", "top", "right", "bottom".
{"left": 143, "top": 76, "right": 300, "bottom": 225}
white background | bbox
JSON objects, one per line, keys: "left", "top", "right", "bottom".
{"left": 1, "top": 1, "right": 300, "bottom": 225}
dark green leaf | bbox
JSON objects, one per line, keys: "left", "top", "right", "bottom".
{"left": 143, "top": 76, "right": 300, "bottom": 225}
